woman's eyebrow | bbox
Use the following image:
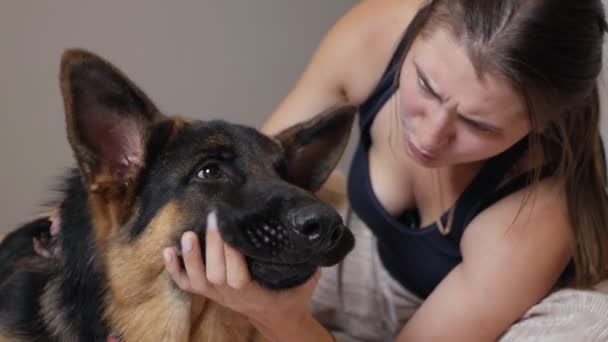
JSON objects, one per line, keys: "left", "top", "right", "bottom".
{"left": 414, "top": 61, "right": 444, "bottom": 101}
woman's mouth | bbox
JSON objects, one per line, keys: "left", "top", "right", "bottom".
{"left": 406, "top": 139, "right": 437, "bottom": 165}
{"left": 400, "top": 115, "right": 439, "bottom": 165}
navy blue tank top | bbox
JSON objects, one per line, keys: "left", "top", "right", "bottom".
{"left": 346, "top": 7, "right": 574, "bottom": 299}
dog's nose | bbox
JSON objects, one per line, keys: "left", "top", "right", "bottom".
{"left": 287, "top": 204, "right": 341, "bottom": 244}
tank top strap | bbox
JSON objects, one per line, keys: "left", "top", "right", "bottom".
{"left": 449, "top": 137, "right": 530, "bottom": 239}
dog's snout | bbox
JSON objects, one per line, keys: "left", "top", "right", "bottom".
{"left": 294, "top": 216, "right": 323, "bottom": 241}
{"left": 328, "top": 224, "right": 344, "bottom": 248}
{"left": 288, "top": 204, "right": 341, "bottom": 244}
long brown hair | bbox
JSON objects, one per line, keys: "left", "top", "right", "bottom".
{"left": 399, "top": 0, "right": 608, "bottom": 287}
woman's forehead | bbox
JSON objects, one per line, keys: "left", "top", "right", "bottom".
{"left": 409, "top": 29, "right": 528, "bottom": 123}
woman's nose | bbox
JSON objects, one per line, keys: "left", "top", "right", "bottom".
{"left": 418, "top": 109, "right": 454, "bottom": 152}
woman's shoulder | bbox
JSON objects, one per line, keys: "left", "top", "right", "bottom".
{"left": 262, "top": 0, "right": 427, "bottom": 134}
{"left": 332, "top": 0, "right": 427, "bottom": 103}
{"left": 461, "top": 175, "right": 573, "bottom": 261}
{"left": 334, "top": 0, "right": 423, "bottom": 42}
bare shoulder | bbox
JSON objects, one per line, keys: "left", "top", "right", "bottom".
{"left": 263, "top": 0, "right": 427, "bottom": 134}
{"left": 463, "top": 176, "right": 573, "bottom": 250}
{"left": 461, "top": 176, "right": 574, "bottom": 282}
{"left": 340, "top": 0, "right": 428, "bottom": 103}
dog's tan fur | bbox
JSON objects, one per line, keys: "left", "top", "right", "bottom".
{"left": 100, "top": 201, "right": 260, "bottom": 342}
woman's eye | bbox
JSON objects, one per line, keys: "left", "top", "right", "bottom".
{"left": 197, "top": 164, "right": 224, "bottom": 180}
{"left": 462, "top": 117, "right": 495, "bottom": 134}
{"left": 417, "top": 75, "right": 431, "bottom": 94}
{"left": 417, "top": 75, "right": 427, "bottom": 90}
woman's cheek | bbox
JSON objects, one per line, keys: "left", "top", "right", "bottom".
{"left": 399, "top": 80, "right": 425, "bottom": 121}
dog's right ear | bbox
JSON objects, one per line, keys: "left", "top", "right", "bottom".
{"left": 275, "top": 105, "right": 357, "bottom": 192}
{"left": 60, "top": 49, "right": 163, "bottom": 218}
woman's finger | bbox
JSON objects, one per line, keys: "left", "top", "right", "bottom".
{"left": 224, "top": 242, "right": 251, "bottom": 289}
{"left": 205, "top": 212, "right": 227, "bottom": 285}
{"left": 181, "top": 232, "right": 209, "bottom": 292}
{"left": 163, "top": 247, "right": 193, "bottom": 291}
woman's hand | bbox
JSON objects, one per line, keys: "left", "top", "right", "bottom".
{"left": 162, "top": 212, "right": 321, "bottom": 325}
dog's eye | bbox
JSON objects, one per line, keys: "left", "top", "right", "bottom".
{"left": 197, "top": 164, "right": 224, "bottom": 180}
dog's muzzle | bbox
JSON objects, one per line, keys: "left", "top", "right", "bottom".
{"left": 209, "top": 201, "right": 354, "bottom": 289}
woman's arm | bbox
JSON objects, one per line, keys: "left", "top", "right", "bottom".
{"left": 261, "top": 0, "right": 418, "bottom": 136}
{"left": 397, "top": 178, "right": 574, "bottom": 341}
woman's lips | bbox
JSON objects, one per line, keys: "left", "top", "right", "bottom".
{"left": 400, "top": 116, "right": 438, "bottom": 164}
{"left": 406, "top": 139, "right": 437, "bottom": 164}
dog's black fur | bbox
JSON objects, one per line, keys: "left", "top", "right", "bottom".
{"left": 0, "top": 49, "right": 355, "bottom": 342}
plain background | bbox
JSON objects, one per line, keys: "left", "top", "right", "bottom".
{"left": 0, "top": 1, "right": 607, "bottom": 233}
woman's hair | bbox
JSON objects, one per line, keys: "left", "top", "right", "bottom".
{"left": 401, "top": 0, "right": 608, "bottom": 287}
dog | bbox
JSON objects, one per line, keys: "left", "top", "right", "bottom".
{"left": 0, "top": 49, "right": 356, "bottom": 342}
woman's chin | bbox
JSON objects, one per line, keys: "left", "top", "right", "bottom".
{"left": 405, "top": 139, "right": 442, "bottom": 167}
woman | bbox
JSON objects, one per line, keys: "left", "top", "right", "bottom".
{"left": 163, "top": 0, "right": 608, "bottom": 340}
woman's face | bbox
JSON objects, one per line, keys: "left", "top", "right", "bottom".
{"left": 398, "top": 28, "right": 530, "bottom": 168}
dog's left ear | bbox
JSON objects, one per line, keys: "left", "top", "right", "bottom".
{"left": 275, "top": 105, "right": 356, "bottom": 192}
{"left": 59, "top": 49, "right": 164, "bottom": 223}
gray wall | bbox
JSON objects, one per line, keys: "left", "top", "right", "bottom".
{"left": 0, "top": 1, "right": 357, "bottom": 232}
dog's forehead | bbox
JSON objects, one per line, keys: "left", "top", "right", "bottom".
{"left": 180, "top": 120, "right": 282, "bottom": 160}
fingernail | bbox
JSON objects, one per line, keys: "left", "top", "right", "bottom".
{"left": 163, "top": 249, "right": 172, "bottom": 263}
{"left": 181, "top": 234, "right": 193, "bottom": 253}
{"left": 207, "top": 211, "right": 218, "bottom": 231}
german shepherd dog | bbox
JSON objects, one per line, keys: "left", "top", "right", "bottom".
{"left": 0, "top": 49, "right": 356, "bottom": 342}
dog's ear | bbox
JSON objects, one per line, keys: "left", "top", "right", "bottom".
{"left": 60, "top": 49, "right": 163, "bottom": 222}
{"left": 275, "top": 105, "right": 356, "bottom": 192}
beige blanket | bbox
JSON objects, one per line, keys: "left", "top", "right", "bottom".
{"left": 499, "top": 283, "right": 608, "bottom": 341}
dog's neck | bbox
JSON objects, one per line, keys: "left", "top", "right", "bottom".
{"left": 104, "top": 277, "right": 196, "bottom": 341}
{"left": 105, "top": 281, "right": 255, "bottom": 342}
{"left": 190, "top": 295, "right": 207, "bottom": 327}
{"left": 98, "top": 293, "right": 217, "bottom": 342}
